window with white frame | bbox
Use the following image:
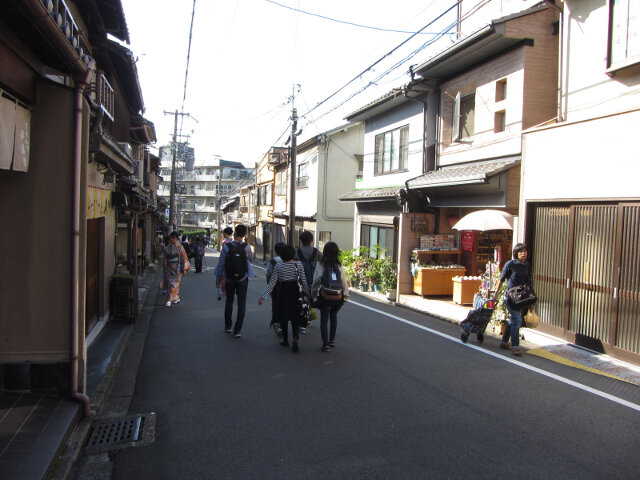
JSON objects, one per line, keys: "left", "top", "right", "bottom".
{"left": 452, "top": 92, "right": 475, "bottom": 142}
{"left": 374, "top": 125, "right": 409, "bottom": 175}
{"left": 608, "top": 0, "right": 640, "bottom": 69}
{"left": 275, "top": 171, "right": 287, "bottom": 194}
{"left": 296, "top": 162, "right": 308, "bottom": 188}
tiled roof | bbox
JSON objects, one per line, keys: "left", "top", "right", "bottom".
{"left": 406, "top": 157, "right": 520, "bottom": 189}
{"left": 338, "top": 186, "right": 400, "bottom": 202}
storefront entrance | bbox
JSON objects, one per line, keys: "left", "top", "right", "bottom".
{"left": 531, "top": 203, "right": 640, "bottom": 358}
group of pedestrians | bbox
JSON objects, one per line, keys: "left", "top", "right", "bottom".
{"left": 165, "top": 222, "right": 532, "bottom": 357}
{"left": 215, "top": 226, "right": 348, "bottom": 353}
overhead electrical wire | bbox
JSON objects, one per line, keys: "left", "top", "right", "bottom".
{"left": 297, "top": 0, "right": 461, "bottom": 122}
{"left": 265, "top": 0, "right": 457, "bottom": 35}
{"left": 179, "top": 0, "right": 197, "bottom": 137}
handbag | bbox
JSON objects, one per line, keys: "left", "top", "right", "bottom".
{"left": 524, "top": 308, "right": 541, "bottom": 329}
{"left": 506, "top": 284, "right": 537, "bottom": 309}
{"left": 296, "top": 272, "right": 311, "bottom": 327}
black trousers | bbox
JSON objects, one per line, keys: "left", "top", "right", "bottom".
{"left": 225, "top": 278, "right": 248, "bottom": 334}
{"left": 277, "top": 281, "right": 300, "bottom": 342}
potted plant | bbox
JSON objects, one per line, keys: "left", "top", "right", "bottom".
{"left": 379, "top": 256, "right": 398, "bottom": 301}
{"left": 490, "top": 283, "right": 509, "bottom": 334}
{"left": 368, "top": 258, "right": 383, "bottom": 291}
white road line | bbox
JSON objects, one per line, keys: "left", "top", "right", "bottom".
{"left": 350, "top": 299, "right": 640, "bottom": 413}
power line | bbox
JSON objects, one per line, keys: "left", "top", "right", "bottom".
{"left": 179, "top": 0, "right": 197, "bottom": 136}
{"left": 298, "top": 1, "right": 461, "bottom": 121}
{"left": 265, "top": 0, "right": 457, "bottom": 35}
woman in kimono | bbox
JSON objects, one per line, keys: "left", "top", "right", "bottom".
{"left": 163, "top": 231, "right": 190, "bottom": 307}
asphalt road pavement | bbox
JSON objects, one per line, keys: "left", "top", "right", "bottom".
{"left": 104, "top": 252, "right": 640, "bottom": 479}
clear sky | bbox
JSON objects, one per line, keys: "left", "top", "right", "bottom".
{"left": 120, "top": 0, "right": 458, "bottom": 168}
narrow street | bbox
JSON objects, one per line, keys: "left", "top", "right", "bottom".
{"left": 83, "top": 251, "right": 640, "bottom": 479}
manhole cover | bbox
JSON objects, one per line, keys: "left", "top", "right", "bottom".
{"left": 86, "top": 412, "right": 156, "bottom": 452}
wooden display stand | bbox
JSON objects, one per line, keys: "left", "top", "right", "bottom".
{"left": 413, "top": 267, "right": 466, "bottom": 296}
{"left": 452, "top": 277, "right": 482, "bottom": 305}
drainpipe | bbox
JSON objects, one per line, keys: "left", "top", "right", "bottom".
{"left": 71, "top": 69, "right": 93, "bottom": 418}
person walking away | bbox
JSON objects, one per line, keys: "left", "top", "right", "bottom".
{"left": 192, "top": 236, "right": 205, "bottom": 273}
{"left": 181, "top": 234, "right": 192, "bottom": 259}
{"left": 215, "top": 224, "right": 255, "bottom": 337}
{"left": 492, "top": 243, "right": 532, "bottom": 357}
{"left": 259, "top": 244, "right": 309, "bottom": 353}
{"left": 164, "top": 231, "right": 190, "bottom": 307}
{"left": 311, "top": 242, "right": 349, "bottom": 352}
{"left": 266, "top": 242, "right": 286, "bottom": 335}
{"left": 220, "top": 226, "right": 234, "bottom": 294}
{"left": 295, "top": 231, "right": 319, "bottom": 333}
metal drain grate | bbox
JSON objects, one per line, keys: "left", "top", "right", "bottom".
{"left": 86, "top": 412, "right": 156, "bottom": 452}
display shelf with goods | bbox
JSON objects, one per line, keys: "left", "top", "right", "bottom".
{"left": 460, "top": 230, "right": 512, "bottom": 276}
{"left": 411, "top": 237, "right": 466, "bottom": 297}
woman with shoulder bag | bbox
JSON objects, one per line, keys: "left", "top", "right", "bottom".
{"left": 311, "top": 242, "right": 349, "bottom": 353}
{"left": 492, "top": 243, "right": 533, "bottom": 357}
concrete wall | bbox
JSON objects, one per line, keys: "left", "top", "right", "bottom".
{"left": 0, "top": 80, "right": 75, "bottom": 362}
{"left": 362, "top": 101, "right": 425, "bottom": 188}
{"left": 316, "top": 124, "right": 364, "bottom": 251}
{"left": 562, "top": 0, "right": 640, "bottom": 123}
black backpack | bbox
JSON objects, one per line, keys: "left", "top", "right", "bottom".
{"left": 296, "top": 248, "right": 318, "bottom": 287}
{"left": 225, "top": 242, "right": 248, "bottom": 281}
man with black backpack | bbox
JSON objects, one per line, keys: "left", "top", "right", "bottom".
{"left": 215, "top": 224, "right": 255, "bottom": 338}
{"left": 294, "top": 231, "right": 320, "bottom": 333}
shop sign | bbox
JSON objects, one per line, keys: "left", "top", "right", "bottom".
{"left": 88, "top": 185, "right": 111, "bottom": 219}
{"left": 461, "top": 230, "right": 474, "bottom": 252}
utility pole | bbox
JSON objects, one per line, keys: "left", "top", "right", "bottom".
{"left": 163, "top": 110, "right": 195, "bottom": 231}
{"left": 288, "top": 85, "right": 299, "bottom": 245}
{"left": 217, "top": 160, "right": 223, "bottom": 248}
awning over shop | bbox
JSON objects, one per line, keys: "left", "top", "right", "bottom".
{"left": 406, "top": 157, "right": 520, "bottom": 208}
{"left": 338, "top": 186, "right": 400, "bottom": 202}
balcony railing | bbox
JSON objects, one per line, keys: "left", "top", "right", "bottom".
{"left": 96, "top": 73, "right": 114, "bottom": 121}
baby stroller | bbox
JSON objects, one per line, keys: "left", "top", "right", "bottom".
{"left": 460, "top": 300, "right": 495, "bottom": 344}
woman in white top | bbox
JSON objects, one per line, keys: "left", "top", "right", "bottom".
{"left": 311, "top": 242, "right": 349, "bottom": 352}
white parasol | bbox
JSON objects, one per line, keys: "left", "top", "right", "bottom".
{"left": 452, "top": 209, "right": 514, "bottom": 231}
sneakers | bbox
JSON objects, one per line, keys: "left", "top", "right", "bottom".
{"left": 165, "top": 301, "right": 171, "bottom": 307}
{"left": 322, "top": 345, "right": 331, "bottom": 352}
{"left": 172, "top": 298, "right": 181, "bottom": 304}
{"left": 329, "top": 340, "right": 336, "bottom": 348}
{"left": 232, "top": 333, "right": 241, "bottom": 338}
{"left": 512, "top": 347, "right": 523, "bottom": 356}
{"left": 500, "top": 342, "right": 512, "bottom": 351}
{"left": 299, "top": 327, "right": 306, "bottom": 334}
{"left": 224, "top": 328, "right": 232, "bottom": 333}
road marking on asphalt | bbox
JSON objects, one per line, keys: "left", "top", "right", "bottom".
{"left": 350, "top": 300, "right": 640, "bottom": 413}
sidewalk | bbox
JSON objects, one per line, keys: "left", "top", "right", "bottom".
{"left": 0, "top": 265, "right": 160, "bottom": 480}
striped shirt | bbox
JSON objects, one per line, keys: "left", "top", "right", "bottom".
{"left": 261, "top": 261, "right": 309, "bottom": 299}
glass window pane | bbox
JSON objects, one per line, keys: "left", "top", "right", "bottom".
{"left": 369, "top": 226, "right": 378, "bottom": 257}
{"left": 383, "top": 133, "right": 391, "bottom": 172}
{"left": 391, "top": 129, "right": 400, "bottom": 171}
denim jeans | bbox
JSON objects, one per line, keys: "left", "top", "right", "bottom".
{"left": 502, "top": 301, "right": 524, "bottom": 347}
{"left": 225, "top": 278, "right": 248, "bottom": 334}
{"left": 320, "top": 302, "right": 342, "bottom": 347}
